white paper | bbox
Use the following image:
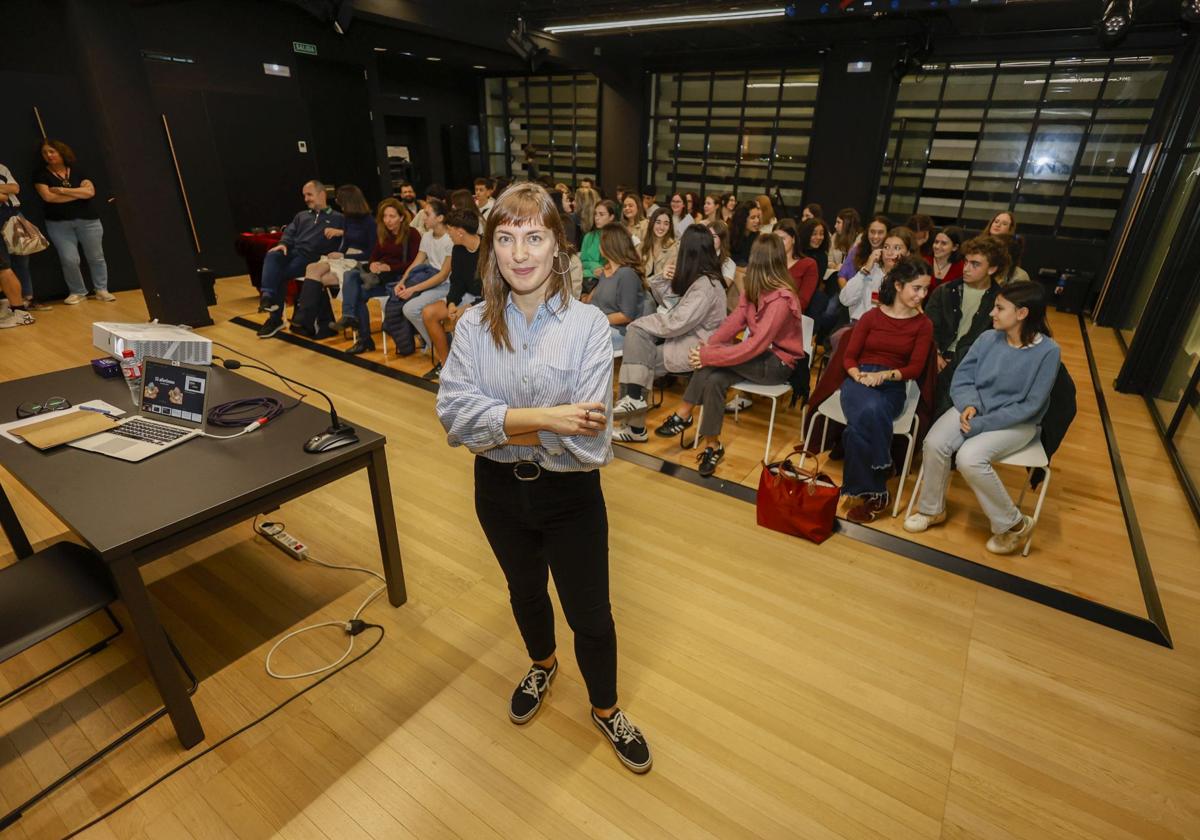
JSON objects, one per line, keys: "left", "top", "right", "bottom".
{"left": 0, "top": 400, "right": 128, "bottom": 444}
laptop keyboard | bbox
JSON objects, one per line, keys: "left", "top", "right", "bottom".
{"left": 111, "top": 418, "right": 191, "bottom": 445}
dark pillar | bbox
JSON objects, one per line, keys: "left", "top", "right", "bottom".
{"left": 804, "top": 44, "right": 901, "bottom": 219}
{"left": 598, "top": 64, "right": 645, "bottom": 196}
{"left": 66, "top": 0, "right": 211, "bottom": 326}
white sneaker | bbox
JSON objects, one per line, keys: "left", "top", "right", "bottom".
{"left": 612, "top": 424, "right": 649, "bottom": 443}
{"left": 612, "top": 394, "right": 648, "bottom": 420}
{"left": 64, "top": 293, "right": 86, "bottom": 305}
{"left": 94, "top": 290, "right": 117, "bottom": 302}
{"left": 903, "top": 510, "right": 947, "bottom": 533}
{"left": 986, "top": 515, "right": 1034, "bottom": 555}
{"left": 725, "top": 395, "right": 753, "bottom": 413}
{"left": 0, "top": 310, "right": 35, "bottom": 328}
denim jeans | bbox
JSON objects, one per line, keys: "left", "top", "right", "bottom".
{"left": 401, "top": 280, "right": 450, "bottom": 346}
{"left": 916, "top": 408, "right": 1038, "bottom": 534}
{"left": 341, "top": 268, "right": 397, "bottom": 330}
{"left": 45, "top": 218, "right": 108, "bottom": 295}
{"left": 259, "top": 249, "right": 311, "bottom": 310}
{"left": 839, "top": 364, "right": 907, "bottom": 501}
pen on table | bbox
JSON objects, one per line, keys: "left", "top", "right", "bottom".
{"left": 79, "top": 406, "right": 121, "bottom": 418}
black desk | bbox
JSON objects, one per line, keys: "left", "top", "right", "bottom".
{"left": 0, "top": 365, "right": 405, "bottom": 749}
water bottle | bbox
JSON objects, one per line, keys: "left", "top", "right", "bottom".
{"left": 120, "top": 349, "right": 143, "bottom": 407}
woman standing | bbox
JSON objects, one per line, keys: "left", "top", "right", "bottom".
{"left": 0, "top": 162, "right": 50, "bottom": 311}
{"left": 33, "top": 139, "right": 114, "bottom": 303}
{"left": 435, "top": 183, "right": 652, "bottom": 774}
{"left": 837, "top": 256, "right": 934, "bottom": 522}
{"left": 904, "top": 280, "right": 1060, "bottom": 554}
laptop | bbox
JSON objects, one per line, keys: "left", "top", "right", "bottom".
{"left": 70, "top": 357, "right": 211, "bottom": 462}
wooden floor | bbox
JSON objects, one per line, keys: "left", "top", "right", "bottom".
{"left": 1, "top": 279, "right": 1198, "bottom": 839}
{"left": 254, "top": 284, "right": 1147, "bottom": 618}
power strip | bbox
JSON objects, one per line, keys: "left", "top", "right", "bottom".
{"left": 264, "top": 529, "right": 308, "bottom": 560}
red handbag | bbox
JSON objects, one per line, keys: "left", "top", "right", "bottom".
{"left": 756, "top": 447, "right": 840, "bottom": 544}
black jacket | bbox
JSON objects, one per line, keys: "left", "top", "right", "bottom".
{"left": 927, "top": 278, "right": 1002, "bottom": 415}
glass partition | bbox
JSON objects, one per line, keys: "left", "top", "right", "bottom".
{"left": 482, "top": 73, "right": 600, "bottom": 185}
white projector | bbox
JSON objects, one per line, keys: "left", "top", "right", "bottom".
{"left": 93, "top": 322, "right": 213, "bottom": 365}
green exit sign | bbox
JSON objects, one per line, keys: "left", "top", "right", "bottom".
{"left": 292, "top": 41, "right": 318, "bottom": 56}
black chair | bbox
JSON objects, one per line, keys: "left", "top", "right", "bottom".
{"left": 0, "top": 541, "right": 196, "bottom": 831}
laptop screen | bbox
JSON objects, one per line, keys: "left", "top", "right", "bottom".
{"left": 139, "top": 359, "right": 209, "bottom": 427}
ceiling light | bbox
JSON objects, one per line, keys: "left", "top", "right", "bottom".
{"left": 426, "top": 56, "right": 441, "bottom": 61}
{"left": 474, "top": 64, "right": 487, "bottom": 69}
{"left": 1097, "top": 0, "right": 1133, "bottom": 46}
{"left": 1184, "top": 0, "right": 1200, "bottom": 23}
{"left": 543, "top": 6, "right": 787, "bottom": 34}
{"left": 374, "top": 47, "right": 387, "bottom": 52}
{"left": 400, "top": 51, "right": 413, "bottom": 56}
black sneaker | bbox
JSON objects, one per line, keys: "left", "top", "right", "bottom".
{"left": 654, "top": 413, "right": 693, "bottom": 438}
{"left": 256, "top": 316, "right": 284, "bottom": 339}
{"left": 696, "top": 444, "right": 724, "bottom": 477}
{"left": 258, "top": 298, "right": 280, "bottom": 314}
{"left": 346, "top": 339, "right": 376, "bottom": 355}
{"left": 509, "top": 661, "right": 557, "bottom": 724}
{"left": 422, "top": 363, "right": 442, "bottom": 381}
{"left": 591, "top": 708, "right": 652, "bottom": 774}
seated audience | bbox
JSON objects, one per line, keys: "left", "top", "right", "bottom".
{"left": 256, "top": 179, "right": 344, "bottom": 338}
{"left": 641, "top": 208, "right": 678, "bottom": 279}
{"left": 611, "top": 225, "right": 727, "bottom": 441}
{"left": 621, "top": 194, "right": 648, "bottom": 245}
{"left": 684, "top": 192, "right": 702, "bottom": 221}
{"left": 551, "top": 189, "right": 579, "bottom": 248}
{"left": 801, "top": 203, "right": 823, "bottom": 222}
{"left": 290, "top": 183, "right": 375, "bottom": 338}
{"left": 796, "top": 217, "right": 829, "bottom": 282}
{"left": 755, "top": 195, "right": 777, "bottom": 234}
{"left": 668, "top": 193, "right": 691, "bottom": 239}
{"left": 582, "top": 225, "right": 644, "bottom": 350}
{"left": 641, "top": 185, "right": 659, "bottom": 216}
{"left": 419, "top": 207, "right": 482, "bottom": 381}
{"left": 702, "top": 194, "right": 720, "bottom": 222}
{"left": 928, "top": 225, "right": 965, "bottom": 290}
{"left": 581, "top": 196, "right": 617, "bottom": 279}
{"left": 335, "top": 198, "right": 421, "bottom": 354}
{"left": 926, "top": 235, "right": 1010, "bottom": 413}
{"left": 907, "top": 213, "right": 935, "bottom": 260}
{"left": 474, "top": 178, "right": 496, "bottom": 218}
{"left": 705, "top": 218, "right": 737, "bottom": 289}
{"left": 395, "top": 181, "right": 421, "bottom": 222}
{"left": 720, "top": 193, "right": 737, "bottom": 223}
{"left": 412, "top": 183, "right": 447, "bottom": 235}
{"left": 397, "top": 198, "right": 458, "bottom": 347}
{"left": 987, "top": 209, "right": 1015, "bottom": 237}
{"left": 904, "top": 280, "right": 1060, "bottom": 555}
{"left": 829, "top": 207, "right": 862, "bottom": 273}
{"left": 986, "top": 210, "right": 1030, "bottom": 281}
{"left": 839, "top": 226, "right": 916, "bottom": 323}
{"left": 838, "top": 214, "right": 891, "bottom": 289}
{"left": 579, "top": 176, "right": 597, "bottom": 193}
{"left": 655, "top": 235, "right": 807, "bottom": 477}
{"left": 772, "top": 219, "right": 819, "bottom": 313}
{"left": 836, "top": 256, "right": 934, "bottom": 522}
{"left": 729, "top": 200, "right": 763, "bottom": 267}
{"left": 448, "top": 189, "right": 476, "bottom": 213}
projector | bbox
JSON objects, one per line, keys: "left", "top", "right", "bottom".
{"left": 92, "top": 322, "right": 213, "bottom": 365}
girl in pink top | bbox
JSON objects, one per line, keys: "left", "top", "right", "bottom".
{"left": 655, "top": 234, "right": 806, "bottom": 477}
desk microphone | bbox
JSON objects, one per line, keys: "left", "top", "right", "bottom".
{"left": 221, "top": 359, "right": 359, "bottom": 453}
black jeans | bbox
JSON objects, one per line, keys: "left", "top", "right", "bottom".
{"left": 683, "top": 350, "right": 792, "bottom": 437}
{"left": 474, "top": 456, "right": 618, "bottom": 709}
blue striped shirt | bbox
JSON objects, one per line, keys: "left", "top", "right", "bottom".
{"left": 435, "top": 293, "right": 614, "bottom": 472}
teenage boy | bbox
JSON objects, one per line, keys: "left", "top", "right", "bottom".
{"left": 924, "top": 234, "right": 1011, "bottom": 413}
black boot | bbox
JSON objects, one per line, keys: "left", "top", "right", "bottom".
{"left": 346, "top": 337, "right": 376, "bottom": 355}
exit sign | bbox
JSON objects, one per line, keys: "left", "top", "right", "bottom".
{"left": 293, "top": 41, "right": 318, "bottom": 56}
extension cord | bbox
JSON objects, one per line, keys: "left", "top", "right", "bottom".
{"left": 265, "top": 529, "right": 308, "bottom": 560}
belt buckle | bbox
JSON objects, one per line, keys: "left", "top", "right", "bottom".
{"left": 513, "top": 460, "right": 542, "bottom": 481}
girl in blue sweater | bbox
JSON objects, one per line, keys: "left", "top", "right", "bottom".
{"left": 904, "top": 280, "right": 1060, "bottom": 555}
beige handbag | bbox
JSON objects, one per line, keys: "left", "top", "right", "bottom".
{"left": 2, "top": 215, "right": 49, "bottom": 256}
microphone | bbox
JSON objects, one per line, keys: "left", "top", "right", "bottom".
{"left": 221, "top": 359, "right": 359, "bottom": 453}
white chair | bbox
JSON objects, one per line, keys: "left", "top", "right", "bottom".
{"left": 716, "top": 315, "right": 816, "bottom": 463}
{"left": 801, "top": 378, "right": 921, "bottom": 517}
{"left": 904, "top": 438, "right": 1051, "bottom": 557}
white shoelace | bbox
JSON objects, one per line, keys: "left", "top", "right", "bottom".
{"left": 606, "top": 710, "right": 643, "bottom": 745}
{"left": 520, "top": 668, "right": 549, "bottom": 700}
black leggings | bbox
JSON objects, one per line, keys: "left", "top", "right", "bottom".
{"left": 474, "top": 456, "right": 618, "bottom": 709}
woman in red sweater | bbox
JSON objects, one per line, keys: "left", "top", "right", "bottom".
{"left": 655, "top": 235, "right": 806, "bottom": 477}
{"left": 839, "top": 256, "right": 934, "bottom": 521}
{"left": 926, "top": 226, "right": 965, "bottom": 290}
{"left": 772, "top": 219, "right": 819, "bottom": 313}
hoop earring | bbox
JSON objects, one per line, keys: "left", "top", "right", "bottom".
{"left": 550, "top": 252, "right": 571, "bottom": 277}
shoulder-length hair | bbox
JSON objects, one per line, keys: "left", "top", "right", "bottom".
{"left": 478, "top": 183, "right": 572, "bottom": 351}
{"left": 744, "top": 234, "right": 796, "bottom": 307}
{"left": 684, "top": 192, "right": 701, "bottom": 219}
{"left": 854, "top": 214, "right": 893, "bottom": 270}
{"left": 600, "top": 225, "right": 644, "bottom": 284}
{"left": 885, "top": 226, "right": 918, "bottom": 257}
{"left": 878, "top": 255, "right": 931, "bottom": 306}
{"left": 672, "top": 224, "right": 722, "bottom": 297}
{"left": 620, "top": 194, "right": 645, "bottom": 230}
{"left": 336, "top": 184, "right": 371, "bottom": 217}
{"left": 937, "top": 225, "right": 966, "bottom": 264}
{"left": 772, "top": 218, "right": 801, "bottom": 260}
{"left": 730, "top": 200, "right": 759, "bottom": 254}
{"left": 796, "top": 217, "right": 829, "bottom": 266}
{"left": 39, "top": 138, "right": 77, "bottom": 166}
{"left": 596, "top": 198, "right": 620, "bottom": 228}
{"left": 755, "top": 195, "right": 776, "bottom": 226}
{"left": 575, "top": 187, "right": 600, "bottom": 233}
{"left": 833, "top": 207, "right": 862, "bottom": 254}
{"left": 707, "top": 218, "right": 732, "bottom": 267}
{"left": 375, "top": 197, "right": 412, "bottom": 246}
{"left": 641, "top": 207, "right": 675, "bottom": 265}
{"left": 998, "top": 279, "right": 1051, "bottom": 346}
{"left": 988, "top": 209, "right": 1017, "bottom": 235}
